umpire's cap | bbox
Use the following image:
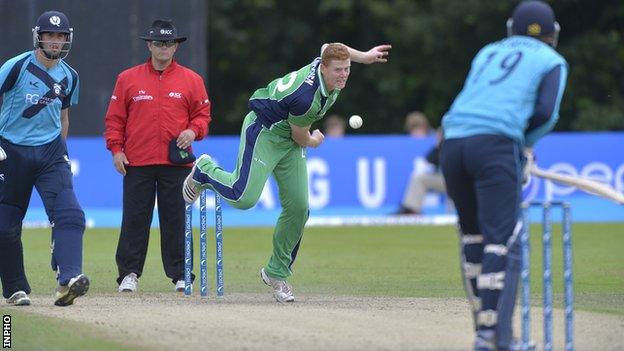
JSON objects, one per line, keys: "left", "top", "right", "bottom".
{"left": 34, "top": 10, "right": 72, "bottom": 34}
{"left": 509, "top": 1, "right": 557, "bottom": 36}
{"left": 140, "top": 19, "right": 187, "bottom": 43}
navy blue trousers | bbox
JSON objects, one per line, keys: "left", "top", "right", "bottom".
{"left": 440, "top": 134, "right": 524, "bottom": 349}
{"left": 0, "top": 136, "right": 85, "bottom": 298}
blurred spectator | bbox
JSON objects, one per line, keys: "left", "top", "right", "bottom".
{"left": 396, "top": 129, "right": 449, "bottom": 215}
{"left": 324, "top": 114, "right": 346, "bottom": 138}
{"left": 404, "top": 111, "right": 431, "bottom": 138}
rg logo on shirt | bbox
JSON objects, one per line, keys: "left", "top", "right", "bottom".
{"left": 25, "top": 93, "right": 40, "bottom": 104}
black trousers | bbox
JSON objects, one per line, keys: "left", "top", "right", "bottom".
{"left": 115, "top": 165, "right": 192, "bottom": 284}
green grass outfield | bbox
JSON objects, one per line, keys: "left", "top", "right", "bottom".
{"left": 2, "top": 223, "right": 623, "bottom": 350}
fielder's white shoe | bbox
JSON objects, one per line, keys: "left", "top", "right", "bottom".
{"left": 260, "top": 268, "right": 294, "bottom": 303}
{"left": 6, "top": 290, "right": 30, "bottom": 306}
{"left": 55, "top": 274, "right": 90, "bottom": 306}
{"left": 118, "top": 273, "right": 138, "bottom": 292}
{"left": 175, "top": 280, "right": 186, "bottom": 292}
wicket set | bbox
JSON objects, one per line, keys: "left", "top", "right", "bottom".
{"left": 520, "top": 201, "right": 573, "bottom": 351}
{"left": 184, "top": 190, "right": 224, "bottom": 297}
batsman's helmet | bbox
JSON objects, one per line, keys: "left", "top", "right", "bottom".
{"left": 506, "top": 1, "right": 560, "bottom": 47}
{"left": 32, "top": 11, "right": 73, "bottom": 60}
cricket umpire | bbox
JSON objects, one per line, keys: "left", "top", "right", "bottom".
{"left": 104, "top": 19, "right": 211, "bottom": 293}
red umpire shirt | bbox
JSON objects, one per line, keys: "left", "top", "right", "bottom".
{"left": 104, "top": 58, "right": 211, "bottom": 166}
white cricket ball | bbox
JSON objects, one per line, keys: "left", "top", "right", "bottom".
{"left": 349, "top": 115, "right": 363, "bottom": 129}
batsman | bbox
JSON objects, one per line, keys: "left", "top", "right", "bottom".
{"left": 183, "top": 42, "right": 390, "bottom": 302}
{"left": 440, "top": 1, "right": 568, "bottom": 350}
{"left": 0, "top": 11, "right": 89, "bottom": 307}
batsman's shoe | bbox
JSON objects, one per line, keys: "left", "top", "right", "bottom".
{"left": 6, "top": 290, "right": 30, "bottom": 306}
{"left": 260, "top": 268, "right": 295, "bottom": 303}
{"left": 182, "top": 154, "right": 212, "bottom": 204}
{"left": 509, "top": 339, "right": 536, "bottom": 351}
{"left": 119, "top": 273, "right": 139, "bottom": 292}
{"left": 474, "top": 330, "right": 496, "bottom": 351}
{"left": 55, "top": 274, "right": 90, "bottom": 307}
{"left": 175, "top": 280, "right": 186, "bottom": 292}
{"left": 474, "top": 331, "right": 536, "bottom": 351}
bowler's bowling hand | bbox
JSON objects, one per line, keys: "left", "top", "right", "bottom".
{"left": 310, "top": 129, "right": 325, "bottom": 148}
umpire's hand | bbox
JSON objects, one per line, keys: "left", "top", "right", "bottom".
{"left": 176, "top": 129, "right": 196, "bottom": 150}
{"left": 113, "top": 151, "right": 129, "bottom": 175}
{"left": 0, "top": 145, "right": 6, "bottom": 161}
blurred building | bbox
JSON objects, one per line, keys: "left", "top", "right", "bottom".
{"left": 0, "top": 0, "right": 207, "bottom": 136}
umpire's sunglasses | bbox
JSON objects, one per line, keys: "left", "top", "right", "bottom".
{"left": 151, "top": 40, "right": 177, "bottom": 48}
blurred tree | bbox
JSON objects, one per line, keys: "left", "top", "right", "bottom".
{"left": 208, "top": 0, "right": 624, "bottom": 134}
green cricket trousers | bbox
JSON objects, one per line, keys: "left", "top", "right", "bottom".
{"left": 196, "top": 112, "right": 308, "bottom": 279}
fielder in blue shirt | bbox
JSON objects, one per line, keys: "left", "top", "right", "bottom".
{"left": 440, "top": 1, "right": 568, "bottom": 350}
{"left": 0, "top": 10, "right": 89, "bottom": 307}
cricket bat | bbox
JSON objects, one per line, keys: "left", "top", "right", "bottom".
{"left": 531, "top": 166, "right": 624, "bottom": 204}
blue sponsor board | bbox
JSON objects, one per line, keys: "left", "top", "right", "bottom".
{"left": 22, "top": 133, "right": 624, "bottom": 227}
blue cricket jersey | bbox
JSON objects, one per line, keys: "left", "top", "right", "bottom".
{"left": 0, "top": 51, "right": 79, "bottom": 146}
{"left": 442, "top": 36, "right": 567, "bottom": 147}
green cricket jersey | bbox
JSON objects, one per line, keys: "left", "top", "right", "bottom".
{"left": 248, "top": 57, "right": 340, "bottom": 138}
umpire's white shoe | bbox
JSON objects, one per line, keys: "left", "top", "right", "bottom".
{"left": 182, "top": 155, "right": 212, "bottom": 204}
{"left": 260, "top": 268, "right": 295, "bottom": 303}
{"left": 6, "top": 290, "right": 30, "bottom": 306}
{"left": 175, "top": 280, "right": 186, "bottom": 292}
{"left": 55, "top": 274, "right": 90, "bottom": 306}
{"left": 118, "top": 273, "right": 138, "bottom": 292}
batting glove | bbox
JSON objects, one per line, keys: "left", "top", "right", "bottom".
{"left": 0, "top": 145, "right": 6, "bottom": 161}
{"left": 522, "top": 148, "right": 534, "bottom": 184}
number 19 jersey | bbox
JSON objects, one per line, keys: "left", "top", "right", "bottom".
{"left": 442, "top": 36, "right": 567, "bottom": 144}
